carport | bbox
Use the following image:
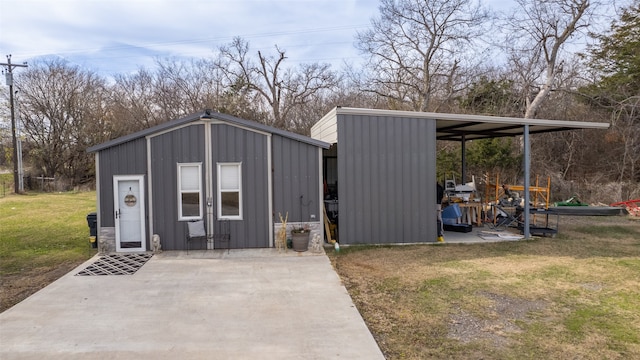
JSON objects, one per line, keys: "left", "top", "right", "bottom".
{"left": 312, "top": 107, "right": 610, "bottom": 241}
{"left": 432, "top": 110, "right": 610, "bottom": 238}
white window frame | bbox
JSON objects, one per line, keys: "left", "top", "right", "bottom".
{"left": 177, "top": 162, "right": 203, "bottom": 221}
{"left": 217, "top": 162, "right": 242, "bottom": 220}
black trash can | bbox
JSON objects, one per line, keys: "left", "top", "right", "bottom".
{"left": 86, "top": 212, "right": 98, "bottom": 248}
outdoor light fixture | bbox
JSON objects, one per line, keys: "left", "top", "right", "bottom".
{"left": 201, "top": 109, "right": 213, "bottom": 120}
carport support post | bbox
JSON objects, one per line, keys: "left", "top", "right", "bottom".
{"left": 461, "top": 134, "right": 466, "bottom": 184}
{"left": 523, "top": 125, "right": 531, "bottom": 239}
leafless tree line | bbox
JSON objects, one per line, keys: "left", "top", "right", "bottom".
{"left": 0, "top": 0, "right": 637, "bottom": 198}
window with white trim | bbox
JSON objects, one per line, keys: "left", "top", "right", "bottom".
{"left": 177, "top": 163, "right": 202, "bottom": 220}
{"left": 217, "top": 162, "right": 242, "bottom": 219}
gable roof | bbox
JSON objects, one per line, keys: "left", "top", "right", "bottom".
{"left": 87, "top": 110, "right": 330, "bottom": 153}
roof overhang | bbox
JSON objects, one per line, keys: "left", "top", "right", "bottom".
{"left": 329, "top": 107, "right": 610, "bottom": 141}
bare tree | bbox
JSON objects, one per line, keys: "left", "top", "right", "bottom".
{"left": 502, "top": 0, "right": 593, "bottom": 118}
{"left": 110, "top": 68, "right": 160, "bottom": 135}
{"left": 355, "top": 0, "right": 490, "bottom": 112}
{"left": 153, "top": 57, "right": 226, "bottom": 120}
{"left": 110, "top": 57, "right": 265, "bottom": 134}
{"left": 16, "top": 57, "right": 109, "bottom": 184}
{"left": 217, "top": 37, "right": 339, "bottom": 132}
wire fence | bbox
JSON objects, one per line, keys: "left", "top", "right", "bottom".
{"left": 0, "top": 176, "right": 83, "bottom": 196}
{"left": 1, "top": 180, "right": 7, "bottom": 197}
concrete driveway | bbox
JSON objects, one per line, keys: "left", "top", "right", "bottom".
{"left": 0, "top": 250, "right": 384, "bottom": 359}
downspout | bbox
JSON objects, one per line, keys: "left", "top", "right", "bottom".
{"left": 146, "top": 137, "right": 153, "bottom": 245}
{"left": 204, "top": 120, "right": 214, "bottom": 247}
{"left": 95, "top": 153, "right": 101, "bottom": 238}
{"left": 267, "top": 135, "right": 274, "bottom": 248}
{"left": 318, "top": 147, "right": 325, "bottom": 242}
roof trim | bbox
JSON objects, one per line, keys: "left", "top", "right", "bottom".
{"left": 334, "top": 107, "right": 610, "bottom": 129}
{"left": 327, "top": 107, "right": 610, "bottom": 142}
{"left": 87, "top": 110, "right": 330, "bottom": 153}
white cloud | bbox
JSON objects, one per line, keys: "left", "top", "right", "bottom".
{"left": 2, "top": 0, "right": 536, "bottom": 76}
{"left": 2, "top": 0, "right": 379, "bottom": 75}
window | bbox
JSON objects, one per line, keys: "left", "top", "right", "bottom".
{"left": 177, "top": 163, "right": 202, "bottom": 220}
{"left": 217, "top": 162, "right": 242, "bottom": 219}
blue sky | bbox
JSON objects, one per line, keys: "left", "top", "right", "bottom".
{"left": 1, "top": 0, "right": 386, "bottom": 76}
{"left": 2, "top": 0, "right": 614, "bottom": 78}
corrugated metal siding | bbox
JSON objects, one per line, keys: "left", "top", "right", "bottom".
{"left": 97, "top": 117, "right": 322, "bottom": 251}
{"left": 97, "top": 138, "right": 148, "bottom": 228}
{"left": 272, "top": 135, "right": 321, "bottom": 227}
{"left": 150, "top": 124, "right": 206, "bottom": 250}
{"left": 337, "top": 114, "right": 437, "bottom": 244}
{"left": 211, "top": 123, "right": 269, "bottom": 248}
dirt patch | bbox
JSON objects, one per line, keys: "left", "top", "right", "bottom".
{"left": 0, "top": 261, "right": 82, "bottom": 313}
{"left": 448, "top": 292, "right": 548, "bottom": 346}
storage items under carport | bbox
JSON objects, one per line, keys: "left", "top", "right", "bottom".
{"left": 441, "top": 204, "right": 473, "bottom": 233}
{"left": 444, "top": 175, "right": 559, "bottom": 236}
{"left": 324, "top": 199, "right": 338, "bottom": 242}
{"left": 525, "top": 208, "right": 559, "bottom": 237}
{"left": 86, "top": 212, "right": 98, "bottom": 248}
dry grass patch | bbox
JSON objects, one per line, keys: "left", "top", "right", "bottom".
{"left": 329, "top": 216, "right": 640, "bottom": 359}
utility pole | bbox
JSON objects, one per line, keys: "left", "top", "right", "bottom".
{"left": 1, "top": 55, "right": 28, "bottom": 194}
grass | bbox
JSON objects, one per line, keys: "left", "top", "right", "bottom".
{"left": 0, "top": 191, "right": 97, "bottom": 311}
{"left": 0, "top": 191, "right": 97, "bottom": 274}
{"left": 328, "top": 216, "right": 640, "bottom": 359}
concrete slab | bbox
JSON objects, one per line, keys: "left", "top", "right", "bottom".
{"left": 441, "top": 226, "right": 525, "bottom": 244}
{"left": 0, "top": 249, "right": 384, "bottom": 360}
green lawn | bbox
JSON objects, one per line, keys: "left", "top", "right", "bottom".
{"left": 0, "top": 191, "right": 97, "bottom": 275}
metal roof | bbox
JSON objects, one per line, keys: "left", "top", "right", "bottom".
{"left": 330, "top": 107, "right": 610, "bottom": 141}
{"left": 87, "top": 110, "right": 330, "bottom": 153}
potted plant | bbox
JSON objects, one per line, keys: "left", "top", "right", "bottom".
{"left": 291, "top": 224, "right": 310, "bottom": 252}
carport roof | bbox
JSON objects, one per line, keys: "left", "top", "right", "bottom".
{"left": 329, "top": 107, "right": 610, "bottom": 141}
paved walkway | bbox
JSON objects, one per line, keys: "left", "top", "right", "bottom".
{"left": 0, "top": 250, "right": 384, "bottom": 360}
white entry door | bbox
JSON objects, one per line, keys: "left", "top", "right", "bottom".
{"left": 113, "top": 175, "right": 146, "bottom": 252}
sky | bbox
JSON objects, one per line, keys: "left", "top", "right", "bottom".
{"left": 0, "top": 0, "right": 619, "bottom": 79}
{"left": 0, "top": 0, "right": 387, "bottom": 77}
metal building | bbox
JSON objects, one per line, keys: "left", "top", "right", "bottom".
{"left": 311, "top": 107, "right": 610, "bottom": 245}
{"left": 312, "top": 108, "right": 438, "bottom": 245}
{"left": 88, "top": 110, "right": 329, "bottom": 252}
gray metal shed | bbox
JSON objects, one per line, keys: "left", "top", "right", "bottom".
{"left": 88, "top": 110, "right": 329, "bottom": 252}
{"left": 311, "top": 107, "right": 610, "bottom": 244}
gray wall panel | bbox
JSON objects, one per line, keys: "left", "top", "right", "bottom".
{"left": 212, "top": 124, "right": 269, "bottom": 249}
{"left": 338, "top": 114, "right": 436, "bottom": 244}
{"left": 150, "top": 124, "right": 205, "bottom": 250}
{"left": 97, "top": 138, "right": 147, "bottom": 228}
{"left": 272, "top": 135, "right": 321, "bottom": 227}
